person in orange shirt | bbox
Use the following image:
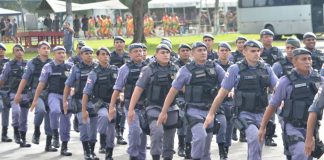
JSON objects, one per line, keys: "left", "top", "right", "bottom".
{"left": 148, "top": 15, "right": 154, "bottom": 36}
{"left": 144, "top": 15, "right": 150, "bottom": 37}
{"left": 162, "top": 13, "right": 170, "bottom": 36}
{"left": 88, "top": 16, "right": 97, "bottom": 39}
{"left": 106, "top": 16, "right": 113, "bottom": 38}
{"left": 126, "top": 15, "right": 134, "bottom": 38}
{"left": 100, "top": 16, "right": 108, "bottom": 39}
{"left": 171, "top": 13, "right": 179, "bottom": 36}
{"left": 116, "top": 15, "right": 123, "bottom": 36}
{"left": 96, "top": 15, "right": 103, "bottom": 38}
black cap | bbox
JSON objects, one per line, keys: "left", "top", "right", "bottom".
{"left": 77, "top": 40, "right": 86, "bottom": 48}
{"left": 13, "top": 44, "right": 25, "bottom": 52}
{"left": 192, "top": 41, "right": 207, "bottom": 50}
{"left": 97, "top": 47, "right": 110, "bottom": 56}
{"left": 114, "top": 36, "right": 125, "bottom": 43}
{"left": 0, "top": 43, "right": 6, "bottom": 51}
{"left": 286, "top": 37, "right": 300, "bottom": 48}
{"left": 80, "top": 46, "right": 94, "bottom": 53}
{"left": 178, "top": 43, "right": 192, "bottom": 50}
{"left": 293, "top": 48, "right": 312, "bottom": 57}
{"left": 218, "top": 42, "right": 231, "bottom": 51}
{"left": 260, "top": 29, "right": 274, "bottom": 36}
{"left": 203, "top": 34, "right": 214, "bottom": 40}
{"left": 128, "top": 43, "right": 143, "bottom": 52}
{"left": 156, "top": 44, "right": 171, "bottom": 52}
{"left": 303, "top": 32, "right": 316, "bottom": 39}
{"left": 52, "top": 46, "right": 66, "bottom": 52}
{"left": 38, "top": 41, "right": 51, "bottom": 48}
{"left": 161, "top": 37, "right": 172, "bottom": 44}
{"left": 161, "top": 40, "right": 172, "bottom": 49}
{"left": 236, "top": 36, "right": 247, "bottom": 42}
{"left": 244, "top": 40, "right": 263, "bottom": 49}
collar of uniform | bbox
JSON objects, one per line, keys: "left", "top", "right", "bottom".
{"left": 98, "top": 64, "right": 110, "bottom": 70}
{"left": 53, "top": 60, "right": 64, "bottom": 66}
{"left": 292, "top": 68, "right": 313, "bottom": 79}
{"left": 112, "top": 50, "right": 126, "bottom": 57}
{"left": 81, "top": 61, "right": 93, "bottom": 67}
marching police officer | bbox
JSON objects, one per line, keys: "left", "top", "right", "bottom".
{"left": 0, "top": 44, "right": 30, "bottom": 147}
{"left": 229, "top": 36, "right": 247, "bottom": 63}
{"left": 128, "top": 44, "right": 179, "bottom": 160}
{"left": 0, "top": 43, "right": 11, "bottom": 142}
{"left": 30, "top": 46, "right": 73, "bottom": 156}
{"left": 302, "top": 32, "right": 324, "bottom": 71}
{"left": 82, "top": 47, "right": 117, "bottom": 160}
{"left": 215, "top": 42, "right": 234, "bottom": 160}
{"left": 157, "top": 42, "right": 225, "bottom": 160}
{"left": 203, "top": 34, "right": 218, "bottom": 60}
{"left": 260, "top": 29, "right": 283, "bottom": 66}
{"left": 14, "top": 41, "right": 54, "bottom": 151}
{"left": 204, "top": 40, "right": 278, "bottom": 160}
{"left": 109, "top": 43, "right": 147, "bottom": 160}
{"left": 110, "top": 36, "right": 128, "bottom": 145}
{"left": 258, "top": 48, "right": 323, "bottom": 160}
{"left": 64, "top": 46, "right": 98, "bottom": 160}
{"left": 161, "top": 38, "right": 179, "bottom": 62}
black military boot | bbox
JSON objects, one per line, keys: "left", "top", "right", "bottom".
{"left": 163, "top": 158, "right": 172, "bottom": 160}
{"left": 178, "top": 135, "right": 185, "bottom": 157}
{"left": 99, "top": 134, "right": 106, "bottom": 154}
{"left": 152, "top": 155, "right": 160, "bottom": 160}
{"left": 19, "top": 131, "right": 31, "bottom": 148}
{"left": 82, "top": 141, "right": 92, "bottom": 160}
{"left": 52, "top": 129, "right": 60, "bottom": 148}
{"left": 184, "top": 142, "right": 192, "bottom": 159}
{"left": 13, "top": 127, "right": 21, "bottom": 144}
{"left": 1, "top": 126, "right": 12, "bottom": 142}
{"left": 32, "top": 126, "right": 40, "bottom": 144}
{"left": 265, "top": 137, "right": 277, "bottom": 146}
{"left": 218, "top": 143, "right": 227, "bottom": 160}
{"left": 117, "top": 128, "right": 127, "bottom": 145}
{"left": 239, "top": 131, "right": 247, "bottom": 142}
{"left": 45, "top": 136, "right": 57, "bottom": 152}
{"left": 225, "top": 146, "right": 229, "bottom": 158}
{"left": 130, "top": 156, "right": 138, "bottom": 160}
{"left": 231, "top": 128, "right": 238, "bottom": 141}
{"left": 60, "top": 141, "right": 72, "bottom": 156}
{"left": 89, "top": 142, "right": 99, "bottom": 160}
{"left": 73, "top": 116, "right": 79, "bottom": 133}
{"left": 265, "top": 122, "right": 277, "bottom": 146}
{"left": 105, "top": 147, "right": 114, "bottom": 160}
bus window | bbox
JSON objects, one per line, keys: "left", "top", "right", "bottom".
{"left": 256, "top": 0, "right": 267, "bottom": 7}
{"left": 241, "top": 0, "right": 254, "bottom": 7}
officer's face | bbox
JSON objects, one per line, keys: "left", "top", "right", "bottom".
{"left": 54, "top": 51, "right": 66, "bottom": 62}
{"left": 261, "top": 35, "right": 273, "bottom": 46}
{"left": 285, "top": 44, "right": 296, "bottom": 59}
{"left": 129, "top": 48, "right": 143, "bottom": 63}
{"left": 178, "top": 48, "right": 191, "bottom": 60}
{"left": 0, "top": 48, "right": 5, "bottom": 56}
{"left": 203, "top": 38, "right": 213, "bottom": 50}
{"left": 114, "top": 40, "right": 125, "bottom": 50}
{"left": 243, "top": 46, "right": 261, "bottom": 63}
{"left": 303, "top": 38, "right": 316, "bottom": 49}
{"left": 293, "top": 54, "right": 312, "bottom": 72}
{"left": 38, "top": 45, "right": 50, "bottom": 56}
{"left": 155, "top": 49, "right": 170, "bottom": 65}
{"left": 142, "top": 48, "right": 147, "bottom": 60}
{"left": 97, "top": 50, "right": 110, "bottom": 64}
{"left": 81, "top": 51, "right": 93, "bottom": 64}
{"left": 217, "top": 47, "right": 230, "bottom": 61}
{"left": 192, "top": 47, "right": 207, "bottom": 62}
{"left": 236, "top": 40, "right": 246, "bottom": 51}
{"left": 13, "top": 47, "right": 24, "bottom": 59}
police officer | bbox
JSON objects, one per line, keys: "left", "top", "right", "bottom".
{"left": 128, "top": 44, "right": 179, "bottom": 160}
{"left": 30, "top": 46, "right": 73, "bottom": 156}
{"left": 258, "top": 48, "right": 322, "bottom": 160}
{"left": 161, "top": 38, "right": 179, "bottom": 62}
{"left": 14, "top": 41, "right": 54, "bottom": 151}
{"left": 64, "top": 46, "right": 98, "bottom": 160}
{"left": 0, "top": 44, "right": 30, "bottom": 147}
{"left": 302, "top": 32, "right": 324, "bottom": 71}
{"left": 157, "top": 42, "right": 225, "bottom": 160}
{"left": 0, "top": 43, "right": 11, "bottom": 142}
{"left": 204, "top": 40, "right": 278, "bottom": 160}
{"left": 109, "top": 43, "right": 147, "bottom": 160}
{"left": 260, "top": 29, "right": 283, "bottom": 66}
{"left": 82, "top": 47, "right": 117, "bottom": 160}
{"left": 229, "top": 36, "right": 247, "bottom": 63}
{"left": 215, "top": 42, "right": 234, "bottom": 159}
{"left": 203, "top": 34, "right": 218, "bottom": 60}
{"left": 173, "top": 43, "right": 192, "bottom": 158}
{"left": 110, "top": 36, "right": 128, "bottom": 145}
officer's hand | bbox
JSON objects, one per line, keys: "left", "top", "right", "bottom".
{"left": 14, "top": 94, "right": 22, "bottom": 104}
{"left": 82, "top": 111, "right": 89, "bottom": 124}
{"left": 63, "top": 101, "right": 68, "bottom": 115}
{"left": 30, "top": 99, "right": 38, "bottom": 112}
{"left": 70, "top": 88, "right": 75, "bottom": 96}
{"left": 108, "top": 104, "right": 116, "bottom": 122}
{"left": 228, "top": 91, "right": 234, "bottom": 98}
{"left": 127, "top": 109, "right": 135, "bottom": 125}
{"left": 258, "top": 127, "right": 266, "bottom": 143}
{"left": 203, "top": 112, "right": 215, "bottom": 128}
{"left": 304, "top": 136, "right": 315, "bottom": 156}
{"left": 157, "top": 112, "right": 168, "bottom": 126}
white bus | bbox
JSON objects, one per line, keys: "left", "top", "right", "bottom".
{"left": 237, "top": 0, "right": 324, "bottom": 39}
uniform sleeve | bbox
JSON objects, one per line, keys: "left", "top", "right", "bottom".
{"left": 39, "top": 64, "right": 51, "bottom": 83}
{"left": 65, "top": 65, "right": 77, "bottom": 87}
{"left": 277, "top": 48, "right": 284, "bottom": 59}
{"left": 215, "top": 63, "right": 225, "bottom": 85}
{"left": 83, "top": 70, "right": 97, "bottom": 95}
{"left": 113, "top": 64, "right": 129, "bottom": 91}
{"left": 272, "top": 62, "right": 283, "bottom": 78}
{"left": 0, "top": 62, "right": 10, "bottom": 81}
{"left": 22, "top": 61, "right": 34, "bottom": 80}
{"left": 320, "top": 64, "right": 324, "bottom": 77}
{"left": 135, "top": 66, "right": 151, "bottom": 89}
{"left": 308, "top": 85, "right": 324, "bottom": 113}
{"left": 221, "top": 65, "right": 239, "bottom": 91}
{"left": 171, "top": 66, "right": 191, "bottom": 91}
{"left": 269, "top": 76, "right": 290, "bottom": 108}
{"left": 266, "top": 65, "right": 278, "bottom": 89}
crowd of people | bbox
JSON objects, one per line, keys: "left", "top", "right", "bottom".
{"left": 0, "top": 18, "right": 18, "bottom": 43}
{"left": 0, "top": 29, "right": 324, "bottom": 160}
